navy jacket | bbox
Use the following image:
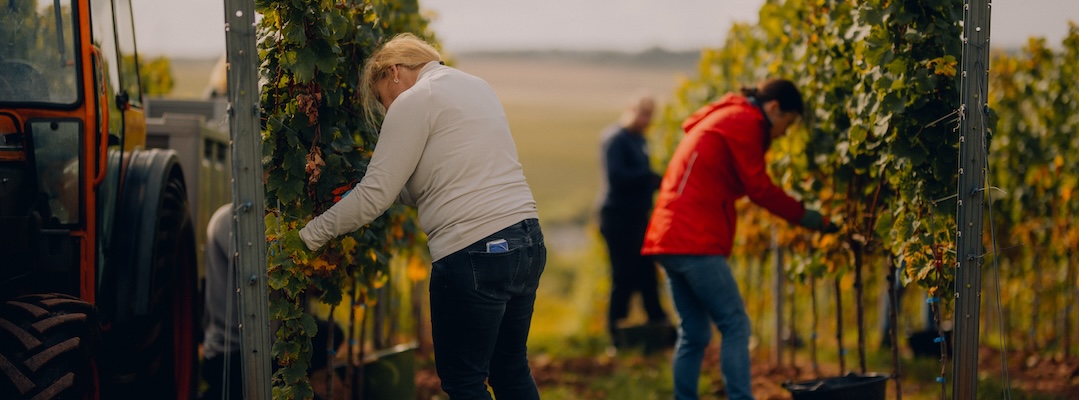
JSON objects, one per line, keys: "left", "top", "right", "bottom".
{"left": 599, "top": 125, "right": 661, "bottom": 215}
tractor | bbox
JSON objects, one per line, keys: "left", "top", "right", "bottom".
{"left": 0, "top": 0, "right": 206, "bottom": 398}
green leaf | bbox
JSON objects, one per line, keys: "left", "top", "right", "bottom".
{"left": 299, "top": 313, "right": 318, "bottom": 336}
{"left": 282, "top": 20, "right": 307, "bottom": 46}
{"left": 270, "top": 297, "right": 303, "bottom": 320}
{"left": 279, "top": 49, "right": 298, "bottom": 72}
{"left": 885, "top": 58, "right": 909, "bottom": 76}
{"left": 279, "top": 229, "right": 310, "bottom": 259}
{"left": 903, "top": 27, "right": 925, "bottom": 43}
{"left": 858, "top": 5, "right": 885, "bottom": 26}
{"left": 272, "top": 335, "right": 300, "bottom": 358}
{"left": 849, "top": 125, "right": 868, "bottom": 147}
{"left": 882, "top": 91, "right": 906, "bottom": 114}
{"left": 911, "top": 68, "right": 936, "bottom": 93}
{"left": 268, "top": 268, "right": 290, "bottom": 291}
{"left": 291, "top": 47, "right": 319, "bottom": 82}
{"left": 330, "top": 127, "right": 357, "bottom": 152}
{"left": 311, "top": 40, "right": 340, "bottom": 73}
{"left": 315, "top": 277, "right": 344, "bottom": 305}
{"left": 281, "top": 363, "right": 307, "bottom": 385}
{"left": 326, "top": 11, "right": 352, "bottom": 41}
{"left": 268, "top": 172, "right": 305, "bottom": 204}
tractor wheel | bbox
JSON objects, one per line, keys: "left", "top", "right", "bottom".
{"left": 0, "top": 294, "right": 100, "bottom": 400}
{"left": 101, "top": 175, "right": 197, "bottom": 399}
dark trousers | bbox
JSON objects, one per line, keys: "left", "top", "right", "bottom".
{"left": 429, "top": 218, "right": 546, "bottom": 400}
{"left": 201, "top": 351, "right": 243, "bottom": 400}
{"left": 600, "top": 208, "right": 667, "bottom": 338}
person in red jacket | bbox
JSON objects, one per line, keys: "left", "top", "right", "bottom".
{"left": 642, "top": 79, "right": 838, "bottom": 400}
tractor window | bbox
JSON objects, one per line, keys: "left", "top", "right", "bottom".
{"left": 30, "top": 120, "right": 82, "bottom": 225}
{"left": 0, "top": 0, "right": 79, "bottom": 105}
{"left": 90, "top": 0, "right": 123, "bottom": 135}
{"left": 113, "top": 0, "right": 141, "bottom": 108}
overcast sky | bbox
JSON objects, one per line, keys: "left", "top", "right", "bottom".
{"left": 133, "top": 0, "right": 1079, "bottom": 58}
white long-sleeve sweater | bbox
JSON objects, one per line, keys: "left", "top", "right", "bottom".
{"left": 299, "top": 61, "right": 538, "bottom": 261}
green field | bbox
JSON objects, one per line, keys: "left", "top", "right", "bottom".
{"left": 166, "top": 57, "right": 221, "bottom": 99}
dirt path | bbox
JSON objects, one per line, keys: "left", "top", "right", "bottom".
{"left": 416, "top": 345, "right": 1079, "bottom": 399}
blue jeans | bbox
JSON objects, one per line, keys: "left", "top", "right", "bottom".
{"left": 429, "top": 219, "right": 546, "bottom": 400}
{"left": 657, "top": 255, "right": 754, "bottom": 400}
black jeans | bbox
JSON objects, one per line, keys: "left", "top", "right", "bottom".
{"left": 599, "top": 207, "right": 667, "bottom": 338}
{"left": 430, "top": 218, "right": 545, "bottom": 400}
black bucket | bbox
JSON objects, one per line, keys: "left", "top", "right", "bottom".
{"left": 783, "top": 373, "right": 889, "bottom": 400}
{"left": 613, "top": 323, "right": 676, "bottom": 354}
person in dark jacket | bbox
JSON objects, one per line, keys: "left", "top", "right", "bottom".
{"left": 598, "top": 93, "right": 670, "bottom": 346}
{"left": 643, "top": 79, "right": 838, "bottom": 400}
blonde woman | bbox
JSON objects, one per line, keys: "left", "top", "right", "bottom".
{"left": 298, "top": 33, "right": 544, "bottom": 399}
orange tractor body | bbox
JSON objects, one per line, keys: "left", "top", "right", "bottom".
{"left": 1, "top": 0, "right": 202, "bottom": 398}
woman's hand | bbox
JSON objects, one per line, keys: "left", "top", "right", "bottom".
{"left": 799, "top": 209, "right": 841, "bottom": 233}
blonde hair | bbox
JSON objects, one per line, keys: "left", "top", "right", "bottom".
{"left": 359, "top": 33, "right": 442, "bottom": 128}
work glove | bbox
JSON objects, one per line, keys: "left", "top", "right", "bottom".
{"left": 800, "top": 209, "right": 841, "bottom": 234}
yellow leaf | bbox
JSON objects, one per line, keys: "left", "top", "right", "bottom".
{"left": 309, "top": 256, "right": 335, "bottom": 272}
{"left": 290, "top": 248, "right": 310, "bottom": 265}
{"left": 406, "top": 256, "right": 429, "bottom": 282}
{"left": 928, "top": 56, "right": 958, "bottom": 77}
{"left": 840, "top": 273, "right": 855, "bottom": 290}
{"left": 341, "top": 236, "right": 358, "bottom": 255}
{"left": 370, "top": 270, "right": 388, "bottom": 289}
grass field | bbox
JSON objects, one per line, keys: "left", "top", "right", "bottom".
{"left": 167, "top": 57, "right": 220, "bottom": 99}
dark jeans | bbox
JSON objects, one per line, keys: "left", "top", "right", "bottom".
{"left": 430, "top": 218, "right": 546, "bottom": 400}
{"left": 599, "top": 208, "right": 667, "bottom": 338}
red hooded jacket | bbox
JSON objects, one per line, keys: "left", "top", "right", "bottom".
{"left": 642, "top": 93, "right": 806, "bottom": 256}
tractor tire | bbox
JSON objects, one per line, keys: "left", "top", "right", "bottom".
{"left": 0, "top": 294, "right": 100, "bottom": 400}
{"left": 100, "top": 175, "right": 198, "bottom": 399}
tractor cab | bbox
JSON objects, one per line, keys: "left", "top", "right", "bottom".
{"left": 1, "top": 1, "right": 200, "bottom": 398}
{"left": 0, "top": 0, "right": 146, "bottom": 298}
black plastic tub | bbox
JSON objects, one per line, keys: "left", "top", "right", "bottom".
{"left": 783, "top": 373, "right": 889, "bottom": 400}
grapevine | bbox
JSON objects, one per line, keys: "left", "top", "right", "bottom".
{"left": 256, "top": 1, "right": 438, "bottom": 398}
